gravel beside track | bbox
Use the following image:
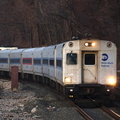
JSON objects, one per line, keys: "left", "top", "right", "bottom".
{"left": 0, "top": 79, "right": 83, "bottom": 120}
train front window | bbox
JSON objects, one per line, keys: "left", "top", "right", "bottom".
{"left": 66, "top": 53, "right": 77, "bottom": 65}
{"left": 85, "top": 54, "right": 95, "bottom": 65}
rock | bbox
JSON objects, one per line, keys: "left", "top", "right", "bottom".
{"left": 0, "top": 111, "right": 2, "bottom": 115}
{"left": 19, "top": 103, "right": 24, "bottom": 107}
{"left": 47, "top": 106, "right": 55, "bottom": 111}
{"left": 31, "top": 106, "right": 38, "bottom": 113}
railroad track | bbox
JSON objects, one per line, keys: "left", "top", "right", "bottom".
{"left": 76, "top": 106, "right": 93, "bottom": 120}
{"left": 100, "top": 106, "right": 120, "bottom": 120}
{"left": 68, "top": 99, "right": 93, "bottom": 120}
{"left": 68, "top": 98, "right": 120, "bottom": 120}
{"left": 77, "top": 103, "right": 120, "bottom": 120}
{"left": 88, "top": 96, "right": 120, "bottom": 120}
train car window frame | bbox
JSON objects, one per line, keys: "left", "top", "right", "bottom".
{"left": 49, "top": 59, "right": 54, "bottom": 66}
{"left": 43, "top": 58, "right": 48, "bottom": 65}
{"left": 66, "top": 53, "right": 77, "bottom": 65}
{"left": 34, "top": 58, "right": 41, "bottom": 65}
{"left": 56, "top": 59, "right": 62, "bottom": 68}
{"left": 85, "top": 54, "right": 95, "bottom": 65}
{"left": 0, "top": 58, "right": 8, "bottom": 63}
{"left": 10, "top": 58, "right": 20, "bottom": 64}
{"left": 23, "top": 58, "right": 32, "bottom": 65}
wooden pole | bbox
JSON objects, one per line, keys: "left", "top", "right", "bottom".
{"left": 11, "top": 66, "right": 18, "bottom": 91}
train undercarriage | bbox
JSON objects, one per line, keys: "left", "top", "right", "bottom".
{"left": 0, "top": 71, "right": 116, "bottom": 106}
{"left": 64, "top": 84, "right": 115, "bottom": 105}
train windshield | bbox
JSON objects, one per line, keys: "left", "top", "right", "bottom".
{"left": 66, "top": 53, "right": 77, "bottom": 65}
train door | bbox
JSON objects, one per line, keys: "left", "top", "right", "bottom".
{"left": 82, "top": 52, "right": 98, "bottom": 83}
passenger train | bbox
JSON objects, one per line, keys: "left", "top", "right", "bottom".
{"left": 0, "top": 39, "right": 117, "bottom": 99}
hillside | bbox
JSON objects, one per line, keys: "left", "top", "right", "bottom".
{"left": 0, "top": 0, "right": 120, "bottom": 69}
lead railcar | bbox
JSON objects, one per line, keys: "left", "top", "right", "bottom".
{"left": 60, "top": 39, "right": 117, "bottom": 99}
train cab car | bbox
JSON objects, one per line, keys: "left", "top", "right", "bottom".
{"left": 58, "top": 39, "right": 117, "bottom": 98}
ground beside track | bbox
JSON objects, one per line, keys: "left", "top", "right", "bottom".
{"left": 0, "top": 79, "right": 84, "bottom": 120}
{"left": 0, "top": 79, "right": 120, "bottom": 120}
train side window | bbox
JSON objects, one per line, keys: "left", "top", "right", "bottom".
{"left": 34, "top": 59, "right": 41, "bottom": 65}
{"left": 85, "top": 54, "right": 95, "bottom": 65}
{"left": 66, "top": 53, "right": 77, "bottom": 65}
{"left": 0, "top": 58, "right": 8, "bottom": 63}
{"left": 50, "top": 59, "right": 54, "bottom": 66}
{"left": 10, "top": 58, "right": 20, "bottom": 64}
{"left": 23, "top": 58, "right": 32, "bottom": 64}
{"left": 56, "top": 59, "right": 62, "bottom": 68}
{"left": 43, "top": 59, "right": 48, "bottom": 65}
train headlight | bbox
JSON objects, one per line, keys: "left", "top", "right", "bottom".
{"left": 84, "top": 42, "right": 96, "bottom": 47}
{"left": 91, "top": 42, "right": 96, "bottom": 47}
{"left": 64, "top": 77, "right": 72, "bottom": 83}
{"left": 85, "top": 42, "right": 89, "bottom": 46}
{"left": 107, "top": 77, "right": 116, "bottom": 86}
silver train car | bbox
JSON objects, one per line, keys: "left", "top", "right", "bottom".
{"left": 0, "top": 39, "right": 117, "bottom": 99}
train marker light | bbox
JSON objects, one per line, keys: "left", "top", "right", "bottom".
{"left": 64, "top": 77, "right": 72, "bottom": 83}
{"left": 91, "top": 42, "right": 96, "bottom": 47}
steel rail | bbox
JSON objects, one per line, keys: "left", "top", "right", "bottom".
{"left": 100, "top": 106, "right": 120, "bottom": 120}
{"left": 68, "top": 99, "right": 93, "bottom": 120}
{"left": 75, "top": 105, "right": 93, "bottom": 120}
